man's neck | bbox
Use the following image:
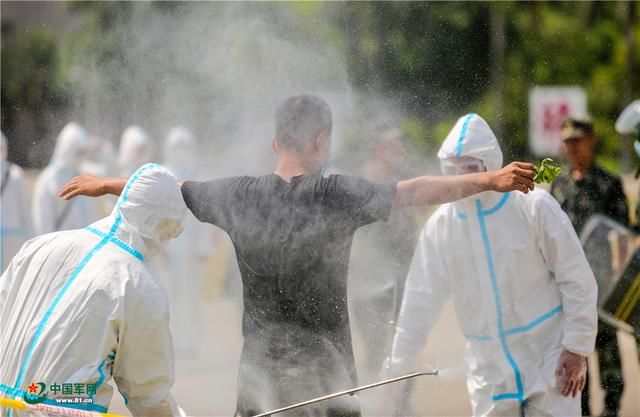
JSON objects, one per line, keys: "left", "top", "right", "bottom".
{"left": 362, "top": 159, "right": 395, "bottom": 181}
{"left": 274, "top": 152, "right": 309, "bottom": 183}
{"left": 571, "top": 160, "right": 594, "bottom": 181}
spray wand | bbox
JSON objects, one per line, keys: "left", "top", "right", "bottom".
{"left": 251, "top": 369, "right": 439, "bottom": 417}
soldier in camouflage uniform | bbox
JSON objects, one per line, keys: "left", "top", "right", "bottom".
{"left": 350, "top": 126, "right": 423, "bottom": 374}
{"left": 551, "top": 117, "right": 629, "bottom": 417}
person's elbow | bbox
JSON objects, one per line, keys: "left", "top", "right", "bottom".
{"left": 580, "top": 264, "right": 599, "bottom": 308}
{"left": 394, "top": 179, "right": 418, "bottom": 208}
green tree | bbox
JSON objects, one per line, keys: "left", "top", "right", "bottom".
{"left": 292, "top": 1, "right": 640, "bottom": 170}
{"left": 1, "top": 27, "right": 68, "bottom": 167}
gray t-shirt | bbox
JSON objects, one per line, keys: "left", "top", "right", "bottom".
{"left": 181, "top": 174, "right": 396, "bottom": 379}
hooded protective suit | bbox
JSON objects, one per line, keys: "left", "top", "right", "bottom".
{"left": 1, "top": 132, "right": 33, "bottom": 273}
{"left": 118, "top": 126, "right": 154, "bottom": 178}
{"left": 0, "top": 164, "right": 188, "bottom": 417}
{"left": 160, "top": 126, "right": 213, "bottom": 357}
{"left": 390, "top": 114, "right": 598, "bottom": 416}
{"left": 82, "top": 135, "right": 117, "bottom": 178}
{"left": 32, "top": 123, "right": 102, "bottom": 235}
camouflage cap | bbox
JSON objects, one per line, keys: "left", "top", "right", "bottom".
{"left": 561, "top": 116, "right": 594, "bottom": 140}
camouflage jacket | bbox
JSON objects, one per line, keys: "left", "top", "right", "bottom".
{"left": 550, "top": 164, "right": 629, "bottom": 234}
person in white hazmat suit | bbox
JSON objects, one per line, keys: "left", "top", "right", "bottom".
{"left": 1, "top": 132, "right": 33, "bottom": 273}
{"left": 388, "top": 114, "right": 598, "bottom": 417}
{"left": 616, "top": 99, "right": 640, "bottom": 233}
{"left": 118, "top": 125, "right": 155, "bottom": 178}
{"left": 81, "top": 134, "right": 121, "bottom": 220}
{"left": 161, "top": 126, "right": 213, "bottom": 358}
{"left": 32, "top": 122, "right": 102, "bottom": 235}
{"left": 0, "top": 164, "right": 188, "bottom": 417}
{"left": 83, "top": 134, "right": 118, "bottom": 179}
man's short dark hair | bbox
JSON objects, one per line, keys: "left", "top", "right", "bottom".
{"left": 275, "top": 94, "right": 333, "bottom": 153}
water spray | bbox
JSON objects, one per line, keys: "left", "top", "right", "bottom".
{"left": 251, "top": 369, "right": 439, "bottom": 417}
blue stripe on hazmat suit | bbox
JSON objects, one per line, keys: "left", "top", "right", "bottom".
{"left": 0, "top": 164, "right": 188, "bottom": 417}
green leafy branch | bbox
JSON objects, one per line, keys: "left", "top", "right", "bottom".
{"left": 533, "top": 158, "right": 563, "bottom": 184}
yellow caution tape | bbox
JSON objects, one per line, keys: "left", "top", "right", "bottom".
{"left": 0, "top": 397, "right": 127, "bottom": 417}
{"left": 0, "top": 397, "right": 27, "bottom": 411}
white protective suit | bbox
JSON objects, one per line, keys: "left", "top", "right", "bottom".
{"left": 390, "top": 114, "right": 598, "bottom": 416}
{"left": 81, "top": 135, "right": 119, "bottom": 219}
{"left": 161, "top": 126, "right": 213, "bottom": 357}
{"left": 0, "top": 164, "right": 188, "bottom": 417}
{"left": 1, "top": 132, "right": 33, "bottom": 272}
{"left": 118, "top": 126, "right": 154, "bottom": 178}
{"left": 82, "top": 135, "right": 117, "bottom": 178}
{"left": 32, "top": 122, "right": 102, "bottom": 235}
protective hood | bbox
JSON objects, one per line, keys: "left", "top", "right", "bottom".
{"left": 118, "top": 125, "right": 154, "bottom": 177}
{"left": 50, "top": 122, "right": 91, "bottom": 169}
{"left": 438, "top": 113, "right": 503, "bottom": 172}
{"left": 165, "top": 126, "right": 195, "bottom": 152}
{"left": 615, "top": 99, "right": 640, "bottom": 136}
{"left": 89, "top": 164, "right": 188, "bottom": 261}
{"left": 115, "top": 163, "right": 187, "bottom": 243}
{"left": 82, "top": 135, "right": 117, "bottom": 177}
{"left": 163, "top": 126, "right": 196, "bottom": 174}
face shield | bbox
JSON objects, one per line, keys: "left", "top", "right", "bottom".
{"left": 440, "top": 157, "right": 486, "bottom": 176}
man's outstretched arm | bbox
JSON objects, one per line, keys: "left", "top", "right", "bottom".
{"left": 393, "top": 161, "right": 536, "bottom": 208}
{"left": 60, "top": 162, "right": 535, "bottom": 207}
{"left": 58, "top": 174, "right": 184, "bottom": 200}
{"left": 58, "top": 174, "right": 127, "bottom": 199}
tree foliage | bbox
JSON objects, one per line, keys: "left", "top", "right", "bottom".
{"left": 300, "top": 1, "right": 639, "bottom": 169}
{"left": 1, "top": 26, "right": 68, "bottom": 165}
{"left": 2, "top": 1, "right": 638, "bottom": 170}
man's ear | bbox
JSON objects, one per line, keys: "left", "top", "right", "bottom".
{"left": 314, "top": 131, "right": 329, "bottom": 150}
{"left": 272, "top": 136, "right": 279, "bottom": 154}
{"left": 312, "top": 134, "right": 322, "bottom": 152}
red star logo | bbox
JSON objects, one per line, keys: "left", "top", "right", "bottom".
{"left": 27, "top": 383, "right": 39, "bottom": 394}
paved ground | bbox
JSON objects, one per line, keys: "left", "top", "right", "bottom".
{"left": 108, "top": 298, "right": 639, "bottom": 417}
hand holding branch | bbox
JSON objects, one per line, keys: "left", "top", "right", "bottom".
{"left": 489, "top": 162, "right": 536, "bottom": 193}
